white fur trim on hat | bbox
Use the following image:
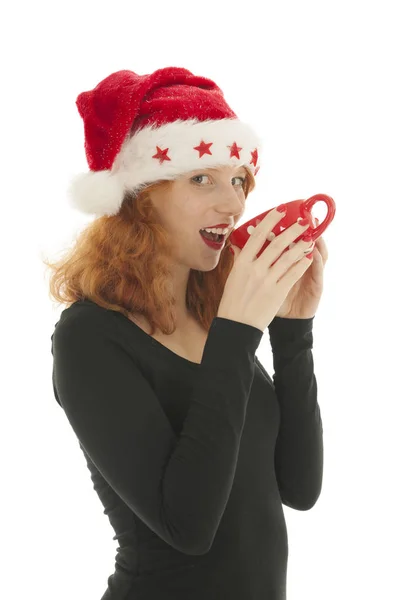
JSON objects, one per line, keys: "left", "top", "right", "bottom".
{"left": 68, "top": 118, "right": 262, "bottom": 217}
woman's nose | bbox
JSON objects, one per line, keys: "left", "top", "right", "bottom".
{"left": 218, "top": 194, "right": 244, "bottom": 219}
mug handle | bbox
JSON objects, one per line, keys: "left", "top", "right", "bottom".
{"left": 302, "top": 193, "right": 336, "bottom": 240}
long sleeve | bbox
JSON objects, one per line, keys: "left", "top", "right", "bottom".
{"left": 264, "top": 316, "right": 324, "bottom": 511}
{"left": 51, "top": 304, "right": 263, "bottom": 557}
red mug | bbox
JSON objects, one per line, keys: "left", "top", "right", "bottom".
{"left": 229, "top": 193, "right": 336, "bottom": 259}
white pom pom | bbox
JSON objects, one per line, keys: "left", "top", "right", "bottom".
{"left": 67, "top": 170, "right": 126, "bottom": 217}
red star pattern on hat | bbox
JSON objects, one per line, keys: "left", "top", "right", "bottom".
{"left": 229, "top": 142, "right": 242, "bottom": 159}
{"left": 193, "top": 140, "right": 213, "bottom": 158}
{"left": 152, "top": 146, "right": 171, "bottom": 164}
{"left": 250, "top": 149, "right": 258, "bottom": 166}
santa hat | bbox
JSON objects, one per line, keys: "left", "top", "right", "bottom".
{"left": 68, "top": 67, "right": 263, "bottom": 217}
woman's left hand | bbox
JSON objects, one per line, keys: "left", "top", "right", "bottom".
{"left": 275, "top": 219, "right": 329, "bottom": 319}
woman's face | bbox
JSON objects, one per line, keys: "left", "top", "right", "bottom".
{"left": 148, "top": 164, "right": 251, "bottom": 270}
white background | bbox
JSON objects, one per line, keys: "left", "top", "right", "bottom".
{"left": 2, "top": 0, "right": 399, "bottom": 598}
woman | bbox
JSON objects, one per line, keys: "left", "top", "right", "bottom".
{"left": 46, "top": 66, "right": 324, "bottom": 599}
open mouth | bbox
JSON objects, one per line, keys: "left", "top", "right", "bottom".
{"left": 199, "top": 229, "right": 225, "bottom": 243}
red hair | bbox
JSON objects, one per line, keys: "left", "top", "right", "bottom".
{"left": 43, "top": 171, "right": 255, "bottom": 335}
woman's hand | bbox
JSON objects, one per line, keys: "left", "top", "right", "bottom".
{"left": 275, "top": 219, "right": 329, "bottom": 319}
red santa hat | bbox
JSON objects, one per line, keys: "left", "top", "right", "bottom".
{"left": 68, "top": 66, "right": 262, "bottom": 217}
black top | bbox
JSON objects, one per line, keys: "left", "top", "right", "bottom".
{"left": 51, "top": 298, "right": 323, "bottom": 600}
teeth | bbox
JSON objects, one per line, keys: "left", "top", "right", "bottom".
{"left": 202, "top": 227, "right": 229, "bottom": 235}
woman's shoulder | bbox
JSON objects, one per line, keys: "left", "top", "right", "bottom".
{"left": 54, "top": 299, "right": 118, "bottom": 339}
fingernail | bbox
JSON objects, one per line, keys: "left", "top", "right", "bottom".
{"left": 277, "top": 203, "right": 287, "bottom": 213}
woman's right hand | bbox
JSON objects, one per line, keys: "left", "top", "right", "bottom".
{"left": 217, "top": 207, "right": 315, "bottom": 332}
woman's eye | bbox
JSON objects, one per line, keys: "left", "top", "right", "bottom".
{"left": 191, "top": 175, "right": 209, "bottom": 184}
{"left": 191, "top": 175, "right": 246, "bottom": 186}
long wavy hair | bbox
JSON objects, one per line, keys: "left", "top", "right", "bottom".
{"left": 43, "top": 170, "right": 255, "bottom": 336}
